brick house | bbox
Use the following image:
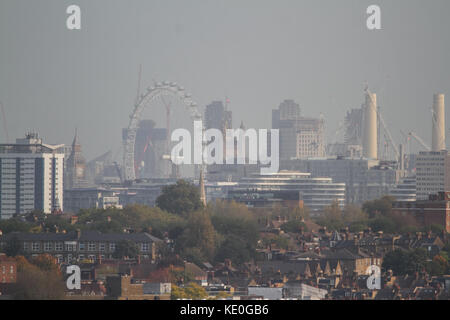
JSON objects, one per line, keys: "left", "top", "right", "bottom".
{"left": 0, "top": 254, "right": 16, "bottom": 283}
{"left": 0, "top": 231, "right": 162, "bottom": 264}
{"left": 392, "top": 192, "right": 450, "bottom": 233}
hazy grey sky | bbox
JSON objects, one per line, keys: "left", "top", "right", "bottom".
{"left": 1, "top": 0, "right": 450, "bottom": 159}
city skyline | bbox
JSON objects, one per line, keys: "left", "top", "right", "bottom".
{"left": 1, "top": 0, "right": 450, "bottom": 160}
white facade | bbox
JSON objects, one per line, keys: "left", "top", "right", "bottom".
{"left": 362, "top": 92, "right": 377, "bottom": 159}
{"left": 432, "top": 94, "right": 445, "bottom": 152}
{"left": 284, "top": 283, "right": 328, "bottom": 300}
{"left": 229, "top": 171, "right": 346, "bottom": 211}
{"left": 296, "top": 128, "right": 325, "bottom": 159}
{"left": 248, "top": 287, "right": 284, "bottom": 300}
{"left": 389, "top": 176, "right": 416, "bottom": 202}
{"left": 0, "top": 134, "right": 64, "bottom": 219}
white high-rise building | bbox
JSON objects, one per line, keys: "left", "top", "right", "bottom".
{"left": 0, "top": 133, "right": 64, "bottom": 219}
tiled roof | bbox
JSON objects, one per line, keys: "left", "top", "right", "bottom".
{"left": 323, "top": 248, "right": 365, "bottom": 260}
{"left": 0, "top": 231, "right": 162, "bottom": 243}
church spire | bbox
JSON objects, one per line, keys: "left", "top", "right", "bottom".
{"left": 199, "top": 169, "right": 207, "bottom": 207}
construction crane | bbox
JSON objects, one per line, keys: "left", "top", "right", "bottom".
{"left": 378, "top": 112, "right": 400, "bottom": 160}
{"left": 0, "top": 101, "right": 9, "bottom": 143}
{"left": 408, "top": 131, "right": 431, "bottom": 151}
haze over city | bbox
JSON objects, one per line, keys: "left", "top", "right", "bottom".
{"left": 1, "top": 0, "right": 450, "bottom": 159}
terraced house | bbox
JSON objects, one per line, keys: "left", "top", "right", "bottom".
{"left": 0, "top": 230, "right": 162, "bottom": 264}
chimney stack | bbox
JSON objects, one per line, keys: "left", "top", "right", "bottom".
{"left": 432, "top": 94, "right": 446, "bottom": 151}
{"left": 363, "top": 90, "right": 378, "bottom": 159}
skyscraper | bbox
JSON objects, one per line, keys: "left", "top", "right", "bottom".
{"left": 416, "top": 150, "right": 450, "bottom": 200}
{"left": 273, "top": 100, "right": 325, "bottom": 160}
{"left": 204, "top": 101, "right": 232, "bottom": 133}
{"left": 0, "top": 133, "right": 64, "bottom": 219}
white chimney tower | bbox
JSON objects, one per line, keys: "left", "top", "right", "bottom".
{"left": 432, "top": 93, "right": 445, "bottom": 151}
{"left": 363, "top": 91, "right": 378, "bottom": 159}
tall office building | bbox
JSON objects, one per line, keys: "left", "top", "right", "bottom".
{"left": 133, "top": 120, "right": 168, "bottom": 179}
{"left": 0, "top": 133, "right": 64, "bottom": 219}
{"left": 273, "top": 100, "right": 325, "bottom": 160}
{"left": 416, "top": 151, "right": 450, "bottom": 200}
{"left": 344, "top": 108, "right": 363, "bottom": 146}
{"left": 204, "top": 100, "right": 232, "bottom": 132}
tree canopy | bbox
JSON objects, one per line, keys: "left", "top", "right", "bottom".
{"left": 156, "top": 180, "right": 204, "bottom": 216}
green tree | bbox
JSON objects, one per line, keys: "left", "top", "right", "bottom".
{"left": 171, "top": 284, "right": 187, "bottom": 299}
{"left": 4, "top": 235, "right": 23, "bottom": 257}
{"left": 0, "top": 218, "right": 33, "bottom": 234}
{"left": 368, "top": 216, "right": 396, "bottom": 233}
{"left": 317, "top": 201, "right": 344, "bottom": 230}
{"left": 31, "top": 254, "right": 60, "bottom": 273}
{"left": 382, "top": 248, "right": 428, "bottom": 276}
{"left": 362, "top": 196, "right": 395, "bottom": 218}
{"left": 215, "top": 234, "right": 254, "bottom": 265}
{"left": 427, "top": 255, "right": 448, "bottom": 276}
{"left": 178, "top": 211, "right": 216, "bottom": 261}
{"left": 156, "top": 180, "right": 204, "bottom": 216}
{"left": 171, "top": 282, "right": 208, "bottom": 300}
{"left": 382, "top": 249, "right": 410, "bottom": 275}
{"left": 343, "top": 205, "right": 368, "bottom": 225}
{"left": 280, "top": 220, "right": 307, "bottom": 233}
{"left": 113, "top": 240, "right": 139, "bottom": 259}
{"left": 183, "top": 282, "right": 209, "bottom": 299}
{"left": 210, "top": 201, "right": 259, "bottom": 247}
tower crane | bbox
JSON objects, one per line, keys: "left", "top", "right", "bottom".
{"left": 408, "top": 131, "right": 431, "bottom": 151}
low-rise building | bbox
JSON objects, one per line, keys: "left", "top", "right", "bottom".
{"left": 227, "top": 171, "right": 345, "bottom": 211}
{"left": 0, "top": 254, "right": 16, "bottom": 284}
{"left": 0, "top": 231, "right": 162, "bottom": 264}
{"left": 64, "top": 188, "right": 122, "bottom": 213}
{"left": 392, "top": 191, "right": 450, "bottom": 233}
{"left": 106, "top": 275, "right": 170, "bottom": 300}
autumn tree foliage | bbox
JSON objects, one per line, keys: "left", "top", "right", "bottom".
{"left": 12, "top": 255, "right": 65, "bottom": 300}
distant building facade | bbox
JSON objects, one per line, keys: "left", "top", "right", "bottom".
{"left": 273, "top": 100, "right": 325, "bottom": 160}
{"left": 392, "top": 191, "right": 450, "bottom": 233}
{"left": 0, "top": 133, "right": 64, "bottom": 219}
{"left": 124, "top": 120, "right": 169, "bottom": 179}
{"left": 281, "top": 158, "right": 402, "bottom": 204}
{"left": 0, "top": 254, "right": 16, "bottom": 284}
{"left": 416, "top": 151, "right": 450, "bottom": 200}
{"left": 389, "top": 176, "right": 416, "bottom": 202}
{"left": 227, "top": 171, "right": 345, "bottom": 211}
{"left": 64, "top": 188, "right": 122, "bottom": 213}
{"left": 0, "top": 231, "right": 161, "bottom": 264}
{"left": 204, "top": 100, "right": 232, "bottom": 132}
